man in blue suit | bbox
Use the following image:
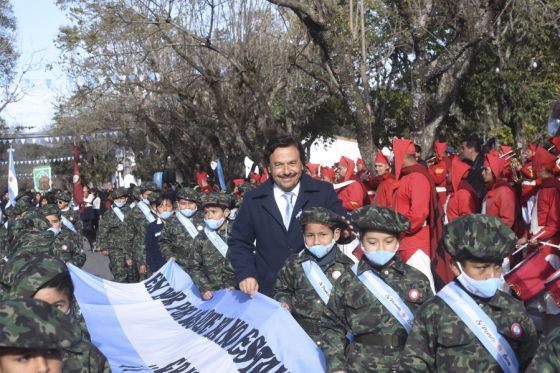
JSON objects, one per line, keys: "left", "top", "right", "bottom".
{"left": 228, "top": 136, "right": 346, "bottom": 297}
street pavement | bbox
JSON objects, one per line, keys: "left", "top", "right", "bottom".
{"left": 81, "top": 239, "right": 114, "bottom": 280}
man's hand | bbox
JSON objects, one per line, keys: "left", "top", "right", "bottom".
{"left": 202, "top": 291, "right": 213, "bottom": 300}
{"left": 100, "top": 249, "right": 109, "bottom": 256}
{"left": 280, "top": 303, "right": 291, "bottom": 312}
{"left": 239, "top": 277, "right": 259, "bottom": 298}
{"left": 126, "top": 259, "right": 133, "bottom": 266}
{"left": 139, "top": 264, "right": 147, "bottom": 274}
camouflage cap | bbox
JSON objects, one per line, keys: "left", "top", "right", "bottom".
{"left": 112, "top": 187, "right": 128, "bottom": 199}
{"left": 146, "top": 191, "right": 162, "bottom": 204}
{"left": 40, "top": 204, "right": 61, "bottom": 218}
{"left": 11, "top": 195, "right": 33, "bottom": 216}
{"left": 443, "top": 214, "right": 516, "bottom": 262}
{"left": 351, "top": 205, "right": 410, "bottom": 234}
{"left": 0, "top": 298, "right": 81, "bottom": 350}
{"left": 131, "top": 186, "right": 141, "bottom": 200}
{"left": 140, "top": 181, "right": 159, "bottom": 193}
{"left": 300, "top": 207, "right": 347, "bottom": 229}
{"left": 238, "top": 182, "right": 256, "bottom": 194}
{"left": 55, "top": 190, "right": 72, "bottom": 202}
{"left": 201, "top": 192, "right": 231, "bottom": 208}
{"left": 176, "top": 187, "right": 199, "bottom": 202}
{"left": 9, "top": 254, "right": 68, "bottom": 299}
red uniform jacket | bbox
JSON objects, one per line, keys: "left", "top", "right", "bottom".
{"left": 429, "top": 159, "right": 448, "bottom": 209}
{"left": 393, "top": 171, "right": 431, "bottom": 261}
{"left": 530, "top": 178, "right": 560, "bottom": 241}
{"left": 337, "top": 181, "right": 366, "bottom": 211}
{"left": 446, "top": 182, "right": 478, "bottom": 223}
{"left": 374, "top": 174, "right": 398, "bottom": 208}
{"left": 483, "top": 180, "right": 517, "bottom": 229}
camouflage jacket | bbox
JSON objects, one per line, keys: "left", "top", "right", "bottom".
{"left": 53, "top": 229, "right": 86, "bottom": 267}
{"left": 63, "top": 340, "right": 111, "bottom": 373}
{"left": 320, "top": 256, "right": 432, "bottom": 372}
{"left": 525, "top": 327, "right": 560, "bottom": 373}
{"left": 274, "top": 247, "right": 354, "bottom": 342}
{"left": 158, "top": 212, "right": 204, "bottom": 267}
{"left": 60, "top": 207, "right": 83, "bottom": 233}
{"left": 97, "top": 206, "right": 130, "bottom": 258}
{"left": 400, "top": 281, "right": 538, "bottom": 373}
{"left": 186, "top": 226, "right": 236, "bottom": 293}
{"left": 0, "top": 224, "right": 7, "bottom": 272}
{"left": 125, "top": 202, "right": 156, "bottom": 266}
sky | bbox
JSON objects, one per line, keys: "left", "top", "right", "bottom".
{"left": 3, "top": 0, "right": 71, "bottom": 132}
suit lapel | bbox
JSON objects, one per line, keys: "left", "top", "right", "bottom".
{"left": 260, "top": 182, "right": 285, "bottom": 230}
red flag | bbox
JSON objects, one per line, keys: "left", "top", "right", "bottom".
{"left": 73, "top": 144, "right": 83, "bottom": 207}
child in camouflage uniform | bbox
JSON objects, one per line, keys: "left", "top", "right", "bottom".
{"left": 186, "top": 193, "right": 236, "bottom": 301}
{"left": 320, "top": 205, "right": 432, "bottom": 372}
{"left": 274, "top": 207, "right": 354, "bottom": 345}
{"left": 0, "top": 298, "right": 83, "bottom": 373}
{"left": 401, "top": 214, "right": 538, "bottom": 372}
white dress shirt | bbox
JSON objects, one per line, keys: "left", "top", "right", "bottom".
{"left": 273, "top": 182, "right": 301, "bottom": 225}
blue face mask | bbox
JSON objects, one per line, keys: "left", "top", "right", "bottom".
{"left": 305, "top": 239, "right": 336, "bottom": 258}
{"left": 114, "top": 201, "right": 125, "bottom": 208}
{"left": 205, "top": 218, "right": 225, "bottom": 231}
{"left": 159, "top": 211, "right": 173, "bottom": 220}
{"left": 229, "top": 209, "right": 237, "bottom": 221}
{"left": 364, "top": 250, "right": 397, "bottom": 266}
{"left": 48, "top": 227, "right": 61, "bottom": 236}
{"left": 456, "top": 262, "right": 504, "bottom": 298}
{"left": 179, "top": 208, "right": 196, "bottom": 218}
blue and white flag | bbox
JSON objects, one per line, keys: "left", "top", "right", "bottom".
{"left": 68, "top": 261, "right": 326, "bottom": 373}
{"left": 7, "top": 148, "right": 18, "bottom": 207}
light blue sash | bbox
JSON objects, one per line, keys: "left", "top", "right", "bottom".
{"left": 129, "top": 201, "right": 137, "bottom": 209}
{"left": 61, "top": 215, "right": 77, "bottom": 233}
{"left": 204, "top": 228, "right": 228, "bottom": 258}
{"left": 137, "top": 202, "right": 156, "bottom": 224}
{"left": 112, "top": 206, "right": 125, "bottom": 222}
{"left": 176, "top": 212, "right": 198, "bottom": 239}
{"left": 352, "top": 265, "right": 414, "bottom": 333}
{"left": 301, "top": 260, "right": 333, "bottom": 304}
{"left": 437, "top": 282, "right": 518, "bottom": 373}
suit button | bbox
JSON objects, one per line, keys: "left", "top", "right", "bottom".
{"left": 316, "top": 300, "right": 321, "bottom": 304}
{"left": 384, "top": 270, "right": 389, "bottom": 275}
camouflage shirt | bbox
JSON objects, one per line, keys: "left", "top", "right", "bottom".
{"left": 400, "top": 281, "right": 538, "bottom": 372}
{"left": 63, "top": 340, "right": 111, "bottom": 373}
{"left": 97, "top": 206, "right": 130, "bottom": 257}
{"left": 186, "top": 226, "right": 236, "bottom": 293}
{"left": 158, "top": 212, "right": 204, "bottom": 267}
{"left": 53, "top": 229, "right": 86, "bottom": 267}
{"left": 525, "top": 327, "right": 560, "bottom": 373}
{"left": 320, "top": 256, "right": 431, "bottom": 372}
{"left": 60, "top": 207, "right": 83, "bottom": 233}
{"left": 126, "top": 202, "right": 156, "bottom": 267}
{"left": 274, "top": 247, "right": 354, "bottom": 342}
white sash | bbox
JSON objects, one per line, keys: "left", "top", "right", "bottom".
{"left": 352, "top": 265, "right": 414, "bottom": 333}
{"left": 176, "top": 213, "right": 199, "bottom": 239}
{"left": 437, "top": 282, "right": 519, "bottom": 373}
{"left": 112, "top": 206, "right": 125, "bottom": 222}
{"left": 333, "top": 180, "right": 356, "bottom": 191}
{"left": 443, "top": 194, "right": 452, "bottom": 225}
{"left": 204, "top": 228, "right": 228, "bottom": 258}
{"left": 137, "top": 202, "right": 156, "bottom": 224}
{"left": 301, "top": 260, "right": 333, "bottom": 304}
{"left": 61, "top": 215, "right": 77, "bottom": 233}
{"left": 129, "top": 201, "right": 137, "bottom": 209}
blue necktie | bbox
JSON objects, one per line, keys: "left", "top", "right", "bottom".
{"left": 282, "top": 192, "right": 293, "bottom": 229}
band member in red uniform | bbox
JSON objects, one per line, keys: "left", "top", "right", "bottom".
{"left": 334, "top": 156, "right": 367, "bottom": 211}
{"left": 372, "top": 151, "right": 398, "bottom": 208}
{"left": 482, "top": 153, "right": 518, "bottom": 230}
{"left": 321, "top": 166, "right": 336, "bottom": 184}
{"left": 392, "top": 138, "right": 450, "bottom": 292}
{"left": 444, "top": 156, "right": 478, "bottom": 223}
{"left": 428, "top": 141, "right": 449, "bottom": 209}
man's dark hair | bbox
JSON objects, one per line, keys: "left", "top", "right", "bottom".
{"left": 264, "top": 135, "right": 306, "bottom": 166}
{"left": 38, "top": 271, "right": 74, "bottom": 301}
{"left": 462, "top": 136, "right": 482, "bottom": 153}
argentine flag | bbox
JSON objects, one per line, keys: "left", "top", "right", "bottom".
{"left": 7, "top": 148, "right": 18, "bottom": 207}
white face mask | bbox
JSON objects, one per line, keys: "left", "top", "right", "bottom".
{"left": 305, "top": 239, "right": 336, "bottom": 258}
{"left": 456, "top": 262, "right": 504, "bottom": 298}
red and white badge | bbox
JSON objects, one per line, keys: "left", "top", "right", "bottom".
{"left": 331, "top": 270, "right": 341, "bottom": 281}
{"left": 408, "top": 288, "right": 420, "bottom": 302}
{"left": 61, "top": 245, "right": 68, "bottom": 252}
{"left": 510, "top": 322, "right": 523, "bottom": 338}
